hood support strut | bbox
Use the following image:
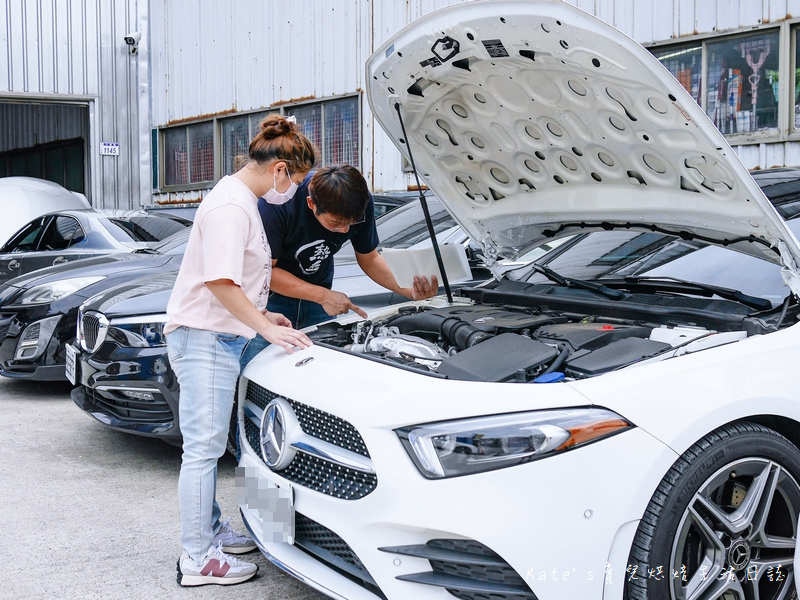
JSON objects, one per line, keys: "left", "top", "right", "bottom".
{"left": 777, "top": 240, "right": 800, "bottom": 299}
{"left": 394, "top": 102, "right": 454, "bottom": 303}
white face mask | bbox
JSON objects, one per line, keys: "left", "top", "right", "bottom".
{"left": 264, "top": 167, "right": 298, "bottom": 205}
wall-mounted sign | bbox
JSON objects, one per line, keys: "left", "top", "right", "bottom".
{"left": 100, "top": 142, "right": 120, "bottom": 156}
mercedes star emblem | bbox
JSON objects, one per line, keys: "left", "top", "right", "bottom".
{"left": 259, "top": 397, "right": 299, "bottom": 470}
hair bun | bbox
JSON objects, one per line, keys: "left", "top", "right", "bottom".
{"left": 259, "top": 114, "right": 296, "bottom": 139}
{"left": 248, "top": 113, "right": 316, "bottom": 169}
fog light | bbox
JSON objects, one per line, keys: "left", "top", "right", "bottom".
{"left": 18, "top": 323, "right": 40, "bottom": 349}
{"left": 14, "top": 316, "right": 61, "bottom": 361}
{"left": 121, "top": 390, "right": 155, "bottom": 401}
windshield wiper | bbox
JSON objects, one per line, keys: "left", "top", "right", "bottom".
{"left": 531, "top": 264, "right": 626, "bottom": 300}
{"left": 619, "top": 275, "right": 773, "bottom": 311}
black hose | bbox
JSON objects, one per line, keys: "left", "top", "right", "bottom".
{"left": 389, "top": 312, "right": 489, "bottom": 350}
{"left": 541, "top": 343, "right": 570, "bottom": 375}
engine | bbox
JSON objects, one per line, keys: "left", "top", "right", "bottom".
{"left": 310, "top": 304, "right": 736, "bottom": 383}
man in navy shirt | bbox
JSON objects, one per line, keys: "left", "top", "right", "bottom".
{"left": 241, "top": 164, "right": 437, "bottom": 364}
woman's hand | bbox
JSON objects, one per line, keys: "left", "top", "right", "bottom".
{"left": 205, "top": 279, "right": 313, "bottom": 354}
{"left": 265, "top": 310, "right": 292, "bottom": 328}
{"left": 261, "top": 321, "right": 313, "bottom": 354}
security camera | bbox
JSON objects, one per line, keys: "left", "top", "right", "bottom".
{"left": 124, "top": 31, "right": 141, "bottom": 54}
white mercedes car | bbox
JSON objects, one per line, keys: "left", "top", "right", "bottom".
{"left": 237, "top": 2, "right": 800, "bottom": 599}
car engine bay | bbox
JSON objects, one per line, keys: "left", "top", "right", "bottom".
{"left": 309, "top": 281, "right": 793, "bottom": 382}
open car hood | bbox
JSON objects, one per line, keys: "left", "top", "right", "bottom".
{"left": 365, "top": 0, "right": 800, "bottom": 295}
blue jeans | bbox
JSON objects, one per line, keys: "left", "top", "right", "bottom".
{"left": 240, "top": 292, "right": 330, "bottom": 367}
{"left": 167, "top": 326, "right": 247, "bottom": 562}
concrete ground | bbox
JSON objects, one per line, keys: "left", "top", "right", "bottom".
{"left": 1, "top": 377, "right": 328, "bottom": 600}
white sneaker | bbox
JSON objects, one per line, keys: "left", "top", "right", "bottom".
{"left": 212, "top": 516, "right": 257, "bottom": 554}
{"left": 176, "top": 541, "right": 258, "bottom": 586}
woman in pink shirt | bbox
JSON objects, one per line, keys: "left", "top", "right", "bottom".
{"left": 167, "top": 115, "right": 315, "bottom": 586}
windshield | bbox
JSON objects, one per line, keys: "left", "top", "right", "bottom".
{"left": 375, "top": 197, "right": 455, "bottom": 250}
{"left": 154, "top": 228, "right": 191, "bottom": 254}
{"left": 337, "top": 195, "right": 457, "bottom": 262}
{"left": 100, "top": 215, "right": 192, "bottom": 243}
{"left": 519, "top": 218, "right": 800, "bottom": 307}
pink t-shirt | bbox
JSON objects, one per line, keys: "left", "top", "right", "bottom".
{"left": 165, "top": 176, "right": 270, "bottom": 338}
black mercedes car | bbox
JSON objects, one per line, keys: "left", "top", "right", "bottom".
{"left": 0, "top": 229, "right": 189, "bottom": 380}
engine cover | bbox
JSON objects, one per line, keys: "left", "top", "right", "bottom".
{"left": 437, "top": 333, "right": 559, "bottom": 382}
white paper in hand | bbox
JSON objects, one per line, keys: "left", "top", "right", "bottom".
{"left": 381, "top": 243, "right": 471, "bottom": 288}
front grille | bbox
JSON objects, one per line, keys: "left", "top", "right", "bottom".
{"left": 82, "top": 314, "right": 100, "bottom": 350}
{"left": 243, "top": 380, "right": 377, "bottom": 500}
{"left": 85, "top": 385, "right": 173, "bottom": 424}
{"left": 245, "top": 380, "right": 369, "bottom": 457}
{"left": 281, "top": 452, "right": 377, "bottom": 499}
{"left": 383, "top": 539, "right": 538, "bottom": 599}
{"left": 244, "top": 413, "right": 260, "bottom": 456}
{"left": 290, "top": 398, "right": 370, "bottom": 457}
{"left": 295, "top": 512, "right": 387, "bottom": 600}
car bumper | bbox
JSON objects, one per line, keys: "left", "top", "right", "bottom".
{"left": 236, "top": 369, "right": 676, "bottom": 600}
{"left": 0, "top": 310, "right": 72, "bottom": 381}
{"left": 1, "top": 363, "right": 69, "bottom": 380}
{"left": 70, "top": 342, "right": 181, "bottom": 442}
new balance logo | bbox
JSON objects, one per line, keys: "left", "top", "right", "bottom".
{"left": 200, "top": 559, "right": 231, "bottom": 577}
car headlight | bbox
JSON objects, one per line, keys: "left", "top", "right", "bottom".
{"left": 396, "top": 407, "right": 632, "bottom": 479}
{"left": 108, "top": 314, "right": 168, "bottom": 347}
{"left": 12, "top": 276, "right": 106, "bottom": 305}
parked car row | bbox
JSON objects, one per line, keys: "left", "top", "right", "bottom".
{"left": 0, "top": 230, "right": 189, "bottom": 380}
{"left": 0, "top": 188, "right": 414, "bottom": 385}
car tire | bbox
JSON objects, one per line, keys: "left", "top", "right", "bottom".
{"left": 626, "top": 422, "right": 800, "bottom": 600}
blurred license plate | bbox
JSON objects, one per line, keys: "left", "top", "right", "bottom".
{"left": 235, "top": 465, "right": 295, "bottom": 544}
{"left": 65, "top": 343, "right": 77, "bottom": 385}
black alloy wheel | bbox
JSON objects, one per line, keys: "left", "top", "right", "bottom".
{"left": 627, "top": 422, "right": 800, "bottom": 600}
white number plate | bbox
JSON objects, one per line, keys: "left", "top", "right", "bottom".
{"left": 235, "top": 465, "right": 295, "bottom": 544}
{"left": 65, "top": 343, "right": 77, "bottom": 385}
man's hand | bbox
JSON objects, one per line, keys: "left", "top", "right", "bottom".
{"left": 409, "top": 275, "right": 439, "bottom": 300}
{"left": 321, "top": 289, "right": 368, "bottom": 318}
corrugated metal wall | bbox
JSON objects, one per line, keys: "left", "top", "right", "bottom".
{"left": 5, "top": 0, "right": 800, "bottom": 205}
{"left": 150, "top": 0, "right": 800, "bottom": 198}
{"left": 148, "top": 0, "right": 375, "bottom": 203}
{"left": 0, "top": 0, "right": 149, "bottom": 208}
{"left": 148, "top": 0, "right": 470, "bottom": 201}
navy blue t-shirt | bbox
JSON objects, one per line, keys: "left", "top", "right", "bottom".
{"left": 259, "top": 172, "right": 379, "bottom": 289}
